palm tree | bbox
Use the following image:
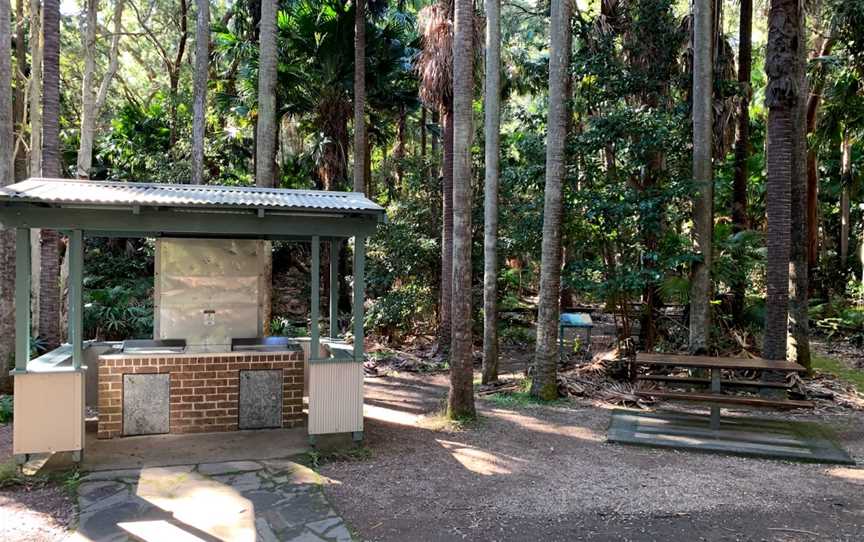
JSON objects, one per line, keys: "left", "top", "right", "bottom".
{"left": 256, "top": 0, "right": 277, "bottom": 187}
{"left": 481, "top": 0, "right": 500, "bottom": 384}
{"left": 40, "top": 0, "right": 61, "bottom": 349}
{"left": 689, "top": 0, "right": 713, "bottom": 354}
{"left": 191, "top": 0, "right": 210, "bottom": 184}
{"left": 763, "top": 0, "right": 805, "bottom": 360}
{"left": 730, "top": 0, "right": 752, "bottom": 325}
{"left": 353, "top": 0, "right": 366, "bottom": 193}
{"left": 416, "top": 1, "right": 454, "bottom": 353}
{"left": 531, "top": 0, "right": 571, "bottom": 400}
{"left": 0, "top": 0, "right": 15, "bottom": 385}
{"left": 449, "top": 0, "right": 474, "bottom": 418}
{"left": 257, "top": 0, "right": 278, "bottom": 330}
{"left": 787, "top": 9, "right": 809, "bottom": 369}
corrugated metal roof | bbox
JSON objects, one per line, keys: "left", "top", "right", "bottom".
{"left": 0, "top": 178, "right": 385, "bottom": 215}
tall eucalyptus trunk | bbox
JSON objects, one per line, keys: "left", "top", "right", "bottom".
{"left": 28, "top": 0, "right": 41, "bottom": 177}
{"left": 13, "top": 0, "right": 26, "bottom": 180}
{"left": 0, "top": 0, "right": 15, "bottom": 387}
{"left": 77, "top": 0, "right": 97, "bottom": 178}
{"left": 191, "top": 0, "right": 210, "bottom": 184}
{"left": 256, "top": 0, "right": 277, "bottom": 331}
{"left": 763, "top": 0, "right": 803, "bottom": 361}
{"left": 481, "top": 0, "right": 500, "bottom": 384}
{"left": 39, "top": 0, "right": 62, "bottom": 349}
{"left": 448, "top": 0, "right": 475, "bottom": 418}
{"left": 730, "top": 0, "right": 752, "bottom": 326}
{"left": 531, "top": 0, "right": 571, "bottom": 400}
{"left": 353, "top": 0, "right": 366, "bottom": 193}
{"left": 839, "top": 134, "right": 851, "bottom": 266}
{"left": 77, "top": 0, "right": 125, "bottom": 179}
{"left": 439, "top": 102, "right": 453, "bottom": 353}
{"left": 28, "top": 0, "right": 41, "bottom": 338}
{"left": 689, "top": 0, "right": 714, "bottom": 354}
{"left": 805, "top": 35, "right": 835, "bottom": 281}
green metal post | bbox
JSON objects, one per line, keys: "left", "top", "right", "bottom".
{"left": 14, "top": 228, "right": 31, "bottom": 372}
{"left": 310, "top": 236, "right": 320, "bottom": 360}
{"left": 353, "top": 236, "right": 366, "bottom": 362}
{"left": 329, "top": 239, "right": 340, "bottom": 339}
{"left": 68, "top": 230, "right": 84, "bottom": 369}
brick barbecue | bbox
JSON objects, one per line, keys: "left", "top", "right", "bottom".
{"left": 97, "top": 350, "right": 304, "bottom": 439}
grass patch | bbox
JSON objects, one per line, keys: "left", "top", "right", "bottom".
{"left": 481, "top": 378, "right": 570, "bottom": 409}
{"left": 0, "top": 461, "right": 22, "bottom": 488}
{"left": 300, "top": 446, "right": 373, "bottom": 470}
{"left": 812, "top": 354, "right": 864, "bottom": 393}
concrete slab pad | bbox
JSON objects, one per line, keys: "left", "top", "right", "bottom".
{"left": 608, "top": 408, "right": 856, "bottom": 464}
{"left": 83, "top": 427, "right": 309, "bottom": 471}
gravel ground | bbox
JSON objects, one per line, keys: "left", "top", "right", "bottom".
{"left": 322, "top": 372, "right": 864, "bottom": 541}
{"left": 0, "top": 425, "right": 76, "bottom": 542}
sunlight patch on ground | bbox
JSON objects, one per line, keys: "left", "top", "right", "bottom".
{"left": 118, "top": 520, "right": 209, "bottom": 542}
{"left": 436, "top": 439, "right": 527, "bottom": 476}
{"left": 136, "top": 466, "right": 256, "bottom": 542}
{"left": 485, "top": 408, "right": 606, "bottom": 443}
{"left": 826, "top": 467, "right": 864, "bottom": 486}
{"left": 364, "top": 403, "right": 424, "bottom": 426}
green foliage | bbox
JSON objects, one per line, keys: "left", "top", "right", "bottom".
{"left": 0, "top": 395, "right": 12, "bottom": 423}
{"left": 84, "top": 286, "right": 153, "bottom": 341}
{"left": 269, "top": 317, "right": 307, "bottom": 337}
{"left": 365, "top": 284, "right": 435, "bottom": 339}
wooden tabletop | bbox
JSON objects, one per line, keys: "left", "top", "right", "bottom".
{"left": 635, "top": 353, "right": 806, "bottom": 372}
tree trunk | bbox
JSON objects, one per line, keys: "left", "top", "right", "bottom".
{"left": 730, "top": 0, "right": 752, "bottom": 326}
{"left": 28, "top": 0, "right": 41, "bottom": 338}
{"left": 191, "top": 0, "right": 210, "bottom": 184}
{"left": 420, "top": 106, "right": 427, "bottom": 157}
{"left": 531, "top": 0, "right": 571, "bottom": 400}
{"left": 28, "top": 0, "right": 41, "bottom": 177}
{"left": 0, "top": 0, "right": 15, "bottom": 388}
{"left": 689, "top": 0, "right": 714, "bottom": 354}
{"left": 481, "top": 0, "right": 500, "bottom": 385}
{"left": 76, "top": 0, "right": 97, "bottom": 178}
{"left": 439, "top": 102, "right": 454, "bottom": 353}
{"left": 806, "top": 38, "right": 835, "bottom": 276}
{"left": 763, "top": 0, "right": 802, "bottom": 361}
{"left": 169, "top": 0, "right": 188, "bottom": 147}
{"left": 13, "top": 0, "right": 26, "bottom": 180}
{"left": 353, "top": 0, "right": 366, "bottom": 193}
{"left": 40, "top": 0, "right": 62, "bottom": 349}
{"left": 76, "top": 0, "right": 123, "bottom": 179}
{"left": 256, "top": 0, "right": 277, "bottom": 332}
{"left": 839, "top": 134, "right": 851, "bottom": 266}
{"left": 787, "top": 7, "right": 809, "bottom": 369}
{"left": 448, "top": 0, "right": 475, "bottom": 419}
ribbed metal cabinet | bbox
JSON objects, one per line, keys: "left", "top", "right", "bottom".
{"left": 307, "top": 360, "right": 364, "bottom": 436}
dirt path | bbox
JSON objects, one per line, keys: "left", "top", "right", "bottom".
{"left": 322, "top": 372, "right": 864, "bottom": 541}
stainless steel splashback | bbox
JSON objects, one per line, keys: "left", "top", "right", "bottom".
{"left": 154, "top": 239, "right": 266, "bottom": 352}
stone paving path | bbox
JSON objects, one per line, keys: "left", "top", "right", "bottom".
{"left": 72, "top": 459, "right": 352, "bottom": 542}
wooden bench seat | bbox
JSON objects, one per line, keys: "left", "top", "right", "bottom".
{"left": 635, "top": 353, "right": 805, "bottom": 372}
{"left": 637, "top": 374, "right": 791, "bottom": 389}
{"left": 634, "top": 390, "right": 814, "bottom": 409}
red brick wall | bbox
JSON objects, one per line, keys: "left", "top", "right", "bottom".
{"left": 97, "top": 351, "right": 304, "bottom": 439}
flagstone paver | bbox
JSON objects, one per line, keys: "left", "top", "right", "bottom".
{"left": 74, "top": 459, "right": 352, "bottom": 542}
